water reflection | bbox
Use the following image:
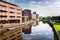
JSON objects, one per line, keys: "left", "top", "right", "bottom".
{"left": 22, "top": 21, "right": 54, "bottom": 40}
{"left": 33, "top": 20, "right": 39, "bottom": 26}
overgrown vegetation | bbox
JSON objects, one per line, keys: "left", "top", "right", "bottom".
{"left": 53, "top": 22, "right": 60, "bottom": 33}
{"left": 53, "top": 22, "right": 60, "bottom": 39}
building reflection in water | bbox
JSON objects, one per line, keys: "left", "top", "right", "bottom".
{"left": 33, "top": 20, "right": 39, "bottom": 26}
{"left": 22, "top": 20, "right": 39, "bottom": 34}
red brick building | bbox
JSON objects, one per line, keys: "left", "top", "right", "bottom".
{"left": 0, "top": 0, "right": 22, "bottom": 28}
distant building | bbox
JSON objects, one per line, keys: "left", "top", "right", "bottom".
{"left": 51, "top": 16, "right": 60, "bottom": 22}
{"left": 22, "top": 9, "right": 32, "bottom": 22}
{"left": 23, "top": 9, "right": 31, "bottom": 20}
{"left": 0, "top": 0, "right": 22, "bottom": 27}
{"left": 32, "top": 12, "right": 39, "bottom": 19}
{"left": 22, "top": 10, "right": 28, "bottom": 22}
{"left": 36, "top": 14, "right": 39, "bottom": 19}
{"left": 31, "top": 12, "right": 39, "bottom": 26}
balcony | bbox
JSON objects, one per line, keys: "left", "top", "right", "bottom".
{"left": 0, "top": 7, "right": 1, "bottom": 10}
{"left": 9, "top": 7, "right": 15, "bottom": 12}
{"left": 9, "top": 17, "right": 16, "bottom": 20}
{"left": 0, "top": 13, "right": 8, "bottom": 16}
{"left": 9, "top": 9, "right": 15, "bottom": 12}
{"left": 0, "top": 2, "right": 7, "bottom": 7}
{"left": 1, "top": 18, "right": 7, "bottom": 20}
{"left": 9, "top": 13, "right": 16, "bottom": 16}
{"left": 2, "top": 23, "right": 20, "bottom": 28}
{"left": 16, "top": 14, "right": 21, "bottom": 16}
{"left": 1, "top": 7, "right": 7, "bottom": 11}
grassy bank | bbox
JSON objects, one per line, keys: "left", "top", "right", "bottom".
{"left": 54, "top": 25, "right": 60, "bottom": 31}
{"left": 53, "top": 22, "right": 60, "bottom": 39}
{"left": 53, "top": 22, "right": 60, "bottom": 34}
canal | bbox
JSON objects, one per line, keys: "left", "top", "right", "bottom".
{"left": 22, "top": 21, "right": 54, "bottom": 40}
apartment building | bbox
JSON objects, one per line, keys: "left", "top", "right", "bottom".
{"left": 0, "top": 0, "right": 22, "bottom": 28}
{"left": 32, "top": 12, "right": 36, "bottom": 19}
{"left": 22, "top": 9, "right": 31, "bottom": 22}
{"left": 32, "top": 12, "right": 39, "bottom": 26}
{"left": 32, "top": 12, "right": 39, "bottom": 19}
{"left": 22, "top": 10, "right": 28, "bottom": 22}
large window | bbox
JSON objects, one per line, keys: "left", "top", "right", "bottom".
{"left": 17, "top": 13, "right": 20, "bottom": 14}
{"left": 0, "top": 10, "right": 2, "bottom": 13}
{"left": 8, "top": 20, "right": 20, "bottom": 23}
{"left": 0, "top": 15, "right": 7, "bottom": 18}
{"left": 1, "top": 20, "right": 8, "bottom": 24}
{"left": 10, "top": 11, "right": 15, "bottom": 14}
{"left": 10, "top": 16, "right": 15, "bottom": 18}
{"left": 10, "top": 7, "right": 15, "bottom": 10}
{"left": 17, "top": 16, "right": 20, "bottom": 18}
{"left": 0, "top": 10, "right": 7, "bottom": 14}
{"left": 0, "top": 4, "right": 7, "bottom": 9}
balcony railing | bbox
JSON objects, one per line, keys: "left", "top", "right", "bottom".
{"left": 9, "top": 9, "right": 15, "bottom": 12}
{"left": 1, "top": 18, "right": 7, "bottom": 20}
{"left": 1, "top": 7, "right": 7, "bottom": 11}
{"left": 0, "top": 13, "right": 8, "bottom": 16}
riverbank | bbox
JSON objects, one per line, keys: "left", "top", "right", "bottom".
{"left": 53, "top": 22, "right": 60, "bottom": 40}
{"left": 53, "top": 22, "right": 60, "bottom": 33}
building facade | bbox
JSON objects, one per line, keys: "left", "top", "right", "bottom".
{"left": 22, "top": 10, "right": 28, "bottom": 22}
{"left": 22, "top": 9, "right": 31, "bottom": 22}
{"left": 23, "top": 9, "right": 31, "bottom": 20}
{"left": 0, "top": 0, "right": 22, "bottom": 28}
{"left": 32, "top": 12, "right": 39, "bottom": 26}
{"left": 32, "top": 12, "right": 39, "bottom": 19}
{"left": 51, "top": 16, "right": 60, "bottom": 22}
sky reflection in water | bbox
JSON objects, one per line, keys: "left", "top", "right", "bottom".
{"left": 23, "top": 22, "right": 54, "bottom": 40}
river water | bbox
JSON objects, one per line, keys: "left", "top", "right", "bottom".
{"left": 22, "top": 22, "right": 54, "bottom": 40}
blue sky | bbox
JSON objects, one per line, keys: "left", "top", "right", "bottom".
{"left": 5, "top": 0, "right": 60, "bottom": 17}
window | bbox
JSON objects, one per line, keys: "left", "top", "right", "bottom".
{"left": 1, "top": 20, "right": 8, "bottom": 24}
{"left": 12, "top": 38, "right": 15, "bottom": 40}
{"left": 10, "top": 11, "right": 14, "bottom": 13}
{"left": 17, "top": 35, "right": 21, "bottom": 38}
{"left": 17, "top": 32, "right": 21, "bottom": 34}
{"left": 0, "top": 15, "right": 7, "bottom": 18}
{"left": 10, "top": 7, "right": 15, "bottom": 10}
{"left": 0, "top": 10, "right": 7, "bottom": 14}
{"left": 10, "top": 34, "right": 15, "bottom": 37}
{"left": 0, "top": 4, "right": 2, "bottom": 8}
{"left": 10, "top": 16, "right": 15, "bottom": 18}
{"left": 0, "top": 4, "right": 7, "bottom": 9}
{"left": 0, "top": 20, "right": 1, "bottom": 24}
{"left": 0, "top": 10, "right": 2, "bottom": 13}
{"left": 17, "top": 13, "right": 20, "bottom": 14}
{"left": 17, "top": 16, "right": 20, "bottom": 18}
{"left": 17, "top": 9, "right": 20, "bottom": 11}
{"left": 3, "top": 38, "right": 8, "bottom": 40}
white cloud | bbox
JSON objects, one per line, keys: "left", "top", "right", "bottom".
{"left": 29, "top": 1, "right": 37, "bottom": 4}
{"left": 44, "top": 2, "right": 50, "bottom": 4}
{"left": 53, "top": 2, "right": 60, "bottom": 4}
{"left": 38, "top": 2, "right": 42, "bottom": 4}
{"left": 21, "top": 1, "right": 60, "bottom": 17}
